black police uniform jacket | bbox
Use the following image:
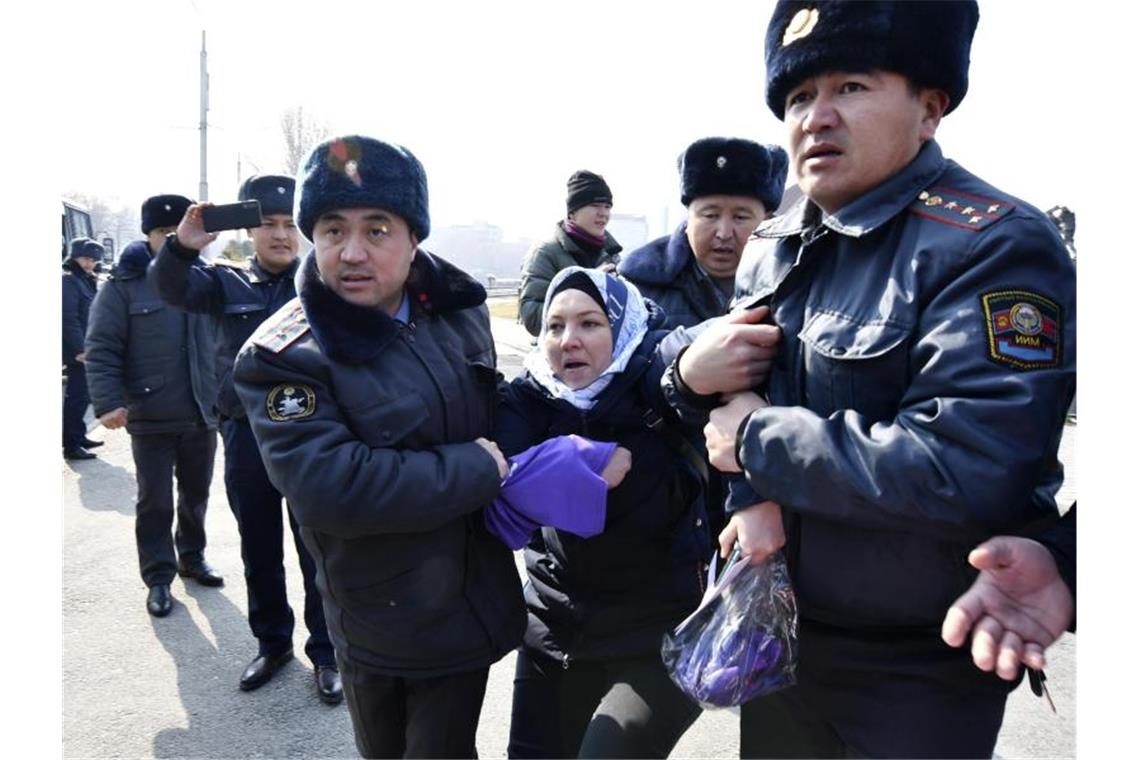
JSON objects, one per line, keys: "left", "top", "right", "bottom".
{"left": 494, "top": 309, "right": 709, "bottom": 665}
{"left": 728, "top": 140, "right": 1076, "bottom": 632}
{"left": 150, "top": 236, "right": 300, "bottom": 420}
{"left": 618, "top": 223, "right": 732, "bottom": 329}
{"left": 85, "top": 240, "right": 219, "bottom": 434}
{"left": 232, "top": 249, "right": 525, "bottom": 677}
{"left": 62, "top": 258, "right": 97, "bottom": 365}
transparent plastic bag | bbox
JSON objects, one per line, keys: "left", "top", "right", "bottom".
{"left": 661, "top": 546, "right": 799, "bottom": 709}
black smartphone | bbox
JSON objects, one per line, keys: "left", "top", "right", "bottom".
{"left": 202, "top": 200, "right": 262, "bottom": 232}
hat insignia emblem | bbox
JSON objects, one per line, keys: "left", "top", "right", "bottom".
{"left": 163, "top": 204, "right": 171, "bottom": 211}
{"left": 716, "top": 156, "right": 727, "bottom": 169}
{"left": 276, "top": 186, "right": 285, "bottom": 194}
{"left": 783, "top": 7, "right": 820, "bottom": 46}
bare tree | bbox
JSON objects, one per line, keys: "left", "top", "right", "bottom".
{"left": 64, "top": 191, "right": 141, "bottom": 253}
{"left": 281, "top": 106, "right": 329, "bottom": 175}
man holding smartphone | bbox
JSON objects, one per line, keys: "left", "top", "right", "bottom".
{"left": 85, "top": 193, "right": 224, "bottom": 619}
{"left": 150, "top": 176, "right": 341, "bottom": 706}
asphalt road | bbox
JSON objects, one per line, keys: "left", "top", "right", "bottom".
{"left": 61, "top": 314, "right": 1075, "bottom": 758}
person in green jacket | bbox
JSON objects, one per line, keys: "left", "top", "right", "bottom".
{"left": 518, "top": 170, "right": 622, "bottom": 336}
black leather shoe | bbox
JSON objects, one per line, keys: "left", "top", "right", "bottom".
{"left": 146, "top": 584, "right": 172, "bottom": 617}
{"left": 239, "top": 650, "right": 294, "bottom": 691}
{"left": 177, "top": 559, "right": 224, "bottom": 587}
{"left": 81, "top": 438, "right": 105, "bottom": 449}
{"left": 64, "top": 447, "right": 97, "bottom": 460}
{"left": 315, "top": 665, "right": 344, "bottom": 705}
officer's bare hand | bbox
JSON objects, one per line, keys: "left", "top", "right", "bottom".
{"left": 100, "top": 407, "right": 128, "bottom": 430}
{"left": 75, "top": 352, "right": 86, "bottom": 364}
{"left": 600, "top": 446, "right": 631, "bottom": 489}
{"left": 719, "top": 500, "right": 785, "bottom": 566}
{"left": 678, "top": 307, "right": 780, "bottom": 395}
{"left": 475, "top": 437, "right": 509, "bottom": 479}
{"left": 705, "top": 392, "right": 768, "bottom": 473}
{"left": 941, "top": 535, "right": 1074, "bottom": 679}
{"left": 597, "top": 262, "right": 617, "bottom": 274}
{"left": 176, "top": 204, "right": 220, "bottom": 251}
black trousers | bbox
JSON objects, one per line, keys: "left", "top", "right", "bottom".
{"left": 221, "top": 418, "right": 333, "bottom": 666}
{"left": 130, "top": 428, "right": 216, "bottom": 587}
{"left": 62, "top": 362, "right": 89, "bottom": 450}
{"left": 739, "top": 621, "right": 1012, "bottom": 759}
{"left": 337, "top": 655, "right": 489, "bottom": 759}
{"left": 508, "top": 649, "right": 702, "bottom": 759}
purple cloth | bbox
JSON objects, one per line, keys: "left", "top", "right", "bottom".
{"left": 484, "top": 435, "right": 615, "bottom": 549}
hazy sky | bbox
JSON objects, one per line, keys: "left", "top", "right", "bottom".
{"left": 60, "top": 0, "right": 1095, "bottom": 248}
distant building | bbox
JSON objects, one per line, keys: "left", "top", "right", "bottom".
{"left": 427, "top": 222, "right": 532, "bottom": 283}
{"left": 607, "top": 213, "right": 649, "bottom": 252}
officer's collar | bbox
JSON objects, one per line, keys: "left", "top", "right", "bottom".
{"left": 296, "top": 247, "right": 487, "bottom": 364}
{"left": 249, "top": 254, "right": 299, "bottom": 284}
{"left": 757, "top": 140, "right": 946, "bottom": 240}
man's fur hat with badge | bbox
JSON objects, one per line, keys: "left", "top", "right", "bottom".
{"left": 239, "top": 175, "right": 295, "bottom": 217}
{"left": 679, "top": 137, "right": 789, "bottom": 212}
{"left": 295, "top": 135, "right": 430, "bottom": 243}
{"left": 764, "top": 0, "right": 979, "bottom": 119}
{"left": 141, "top": 194, "right": 193, "bottom": 234}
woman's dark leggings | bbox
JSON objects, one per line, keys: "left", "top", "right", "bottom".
{"left": 508, "top": 648, "right": 702, "bottom": 759}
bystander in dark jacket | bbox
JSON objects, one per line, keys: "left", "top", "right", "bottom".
{"left": 62, "top": 237, "right": 104, "bottom": 459}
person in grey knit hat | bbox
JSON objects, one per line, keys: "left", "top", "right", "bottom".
{"left": 517, "top": 169, "right": 623, "bottom": 336}
{"left": 233, "top": 135, "right": 525, "bottom": 758}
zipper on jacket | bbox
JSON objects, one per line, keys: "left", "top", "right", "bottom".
{"left": 561, "top": 653, "right": 570, "bottom": 670}
{"left": 402, "top": 320, "right": 451, "bottom": 437}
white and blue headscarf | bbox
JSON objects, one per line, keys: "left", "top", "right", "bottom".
{"left": 524, "top": 266, "right": 650, "bottom": 410}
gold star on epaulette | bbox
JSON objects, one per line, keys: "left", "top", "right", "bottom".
{"left": 910, "top": 186, "right": 1017, "bottom": 232}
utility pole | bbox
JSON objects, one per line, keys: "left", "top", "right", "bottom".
{"left": 199, "top": 30, "right": 209, "bottom": 201}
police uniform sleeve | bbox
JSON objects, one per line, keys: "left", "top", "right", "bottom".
{"left": 83, "top": 282, "right": 128, "bottom": 416}
{"left": 149, "top": 235, "right": 225, "bottom": 314}
{"left": 233, "top": 340, "right": 504, "bottom": 539}
{"left": 61, "top": 276, "right": 84, "bottom": 361}
{"left": 736, "top": 214, "right": 1075, "bottom": 541}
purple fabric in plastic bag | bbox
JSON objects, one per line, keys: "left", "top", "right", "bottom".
{"left": 484, "top": 434, "right": 615, "bottom": 549}
{"left": 661, "top": 551, "right": 798, "bottom": 708}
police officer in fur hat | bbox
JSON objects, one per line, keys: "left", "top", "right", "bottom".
{"left": 86, "top": 193, "right": 225, "bottom": 618}
{"left": 671, "top": 2, "right": 1075, "bottom": 756}
{"left": 619, "top": 137, "right": 787, "bottom": 546}
{"left": 62, "top": 237, "right": 105, "bottom": 460}
{"left": 151, "top": 175, "right": 342, "bottom": 705}
{"left": 518, "top": 169, "right": 623, "bottom": 336}
{"left": 620, "top": 137, "right": 788, "bottom": 331}
{"left": 232, "top": 136, "right": 525, "bottom": 756}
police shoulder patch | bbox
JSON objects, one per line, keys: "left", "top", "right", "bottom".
{"left": 910, "top": 187, "right": 1015, "bottom": 232}
{"left": 252, "top": 302, "right": 309, "bottom": 354}
{"left": 266, "top": 383, "right": 316, "bottom": 421}
{"left": 981, "top": 289, "right": 1062, "bottom": 370}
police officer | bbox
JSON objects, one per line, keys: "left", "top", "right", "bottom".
{"left": 85, "top": 194, "right": 224, "bottom": 618}
{"left": 620, "top": 137, "right": 788, "bottom": 543}
{"left": 150, "top": 176, "right": 341, "bottom": 705}
{"left": 63, "top": 237, "right": 105, "bottom": 460}
{"left": 619, "top": 137, "right": 787, "bottom": 330}
{"left": 232, "top": 135, "right": 525, "bottom": 757}
{"left": 675, "top": 2, "right": 1076, "bottom": 757}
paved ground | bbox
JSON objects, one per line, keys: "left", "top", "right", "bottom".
{"left": 61, "top": 312, "right": 1075, "bottom": 758}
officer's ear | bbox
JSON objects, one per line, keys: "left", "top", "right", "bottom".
{"left": 918, "top": 87, "right": 950, "bottom": 141}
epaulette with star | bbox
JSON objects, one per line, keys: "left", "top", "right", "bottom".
{"left": 909, "top": 186, "right": 1015, "bottom": 231}
{"left": 252, "top": 302, "right": 309, "bottom": 354}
